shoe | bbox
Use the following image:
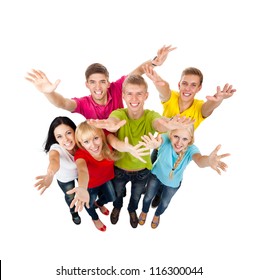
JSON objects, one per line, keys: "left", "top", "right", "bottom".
{"left": 92, "top": 219, "right": 106, "bottom": 232}
{"left": 129, "top": 211, "right": 139, "bottom": 228}
{"left": 110, "top": 208, "right": 121, "bottom": 224}
{"left": 71, "top": 212, "right": 81, "bottom": 225}
{"left": 138, "top": 212, "right": 147, "bottom": 225}
{"left": 94, "top": 201, "right": 109, "bottom": 215}
{"left": 151, "top": 194, "right": 161, "bottom": 208}
{"left": 151, "top": 216, "right": 160, "bottom": 229}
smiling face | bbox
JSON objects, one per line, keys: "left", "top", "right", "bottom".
{"left": 54, "top": 124, "right": 76, "bottom": 152}
{"left": 86, "top": 73, "right": 110, "bottom": 105}
{"left": 169, "top": 128, "right": 193, "bottom": 154}
{"left": 79, "top": 131, "right": 104, "bottom": 158}
{"left": 178, "top": 74, "right": 202, "bottom": 102}
{"left": 122, "top": 84, "right": 148, "bottom": 117}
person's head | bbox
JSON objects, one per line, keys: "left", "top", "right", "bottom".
{"left": 44, "top": 116, "right": 77, "bottom": 153}
{"left": 178, "top": 67, "right": 203, "bottom": 101}
{"left": 122, "top": 75, "right": 149, "bottom": 115}
{"left": 168, "top": 125, "right": 194, "bottom": 154}
{"left": 85, "top": 63, "right": 110, "bottom": 105}
{"left": 75, "top": 121, "right": 119, "bottom": 160}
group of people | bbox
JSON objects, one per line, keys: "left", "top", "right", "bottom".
{"left": 26, "top": 44, "right": 234, "bottom": 231}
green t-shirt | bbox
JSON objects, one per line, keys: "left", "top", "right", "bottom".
{"left": 110, "top": 109, "right": 161, "bottom": 170}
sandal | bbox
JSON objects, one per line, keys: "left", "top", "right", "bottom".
{"left": 92, "top": 219, "right": 106, "bottom": 232}
{"left": 151, "top": 215, "right": 160, "bottom": 229}
{"left": 94, "top": 201, "right": 109, "bottom": 215}
{"left": 138, "top": 212, "right": 147, "bottom": 225}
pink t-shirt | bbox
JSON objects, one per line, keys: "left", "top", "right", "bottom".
{"left": 72, "top": 76, "right": 126, "bottom": 119}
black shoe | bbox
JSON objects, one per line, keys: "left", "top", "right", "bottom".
{"left": 71, "top": 212, "right": 81, "bottom": 225}
{"left": 110, "top": 208, "right": 121, "bottom": 224}
{"left": 129, "top": 211, "right": 138, "bottom": 228}
{"left": 151, "top": 194, "right": 161, "bottom": 208}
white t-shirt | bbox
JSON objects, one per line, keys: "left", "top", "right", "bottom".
{"left": 50, "top": 144, "right": 78, "bottom": 183}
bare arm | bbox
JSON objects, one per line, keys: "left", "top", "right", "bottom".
{"left": 143, "top": 64, "right": 171, "bottom": 102}
{"left": 25, "top": 69, "right": 77, "bottom": 112}
{"left": 201, "top": 83, "right": 236, "bottom": 117}
{"left": 129, "top": 45, "right": 176, "bottom": 76}
{"left": 192, "top": 144, "right": 230, "bottom": 175}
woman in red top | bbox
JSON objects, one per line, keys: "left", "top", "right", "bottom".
{"left": 67, "top": 121, "right": 148, "bottom": 231}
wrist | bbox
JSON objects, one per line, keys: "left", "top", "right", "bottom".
{"left": 151, "top": 56, "right": 158, "bottom": 67}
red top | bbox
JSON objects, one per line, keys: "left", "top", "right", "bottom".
{"left": 74, "top": 148, "right": 115, "bottom": 188}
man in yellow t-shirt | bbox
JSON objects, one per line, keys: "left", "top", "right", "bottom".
{"left": 143, "top": 65, "right": 236, "bottom": 207}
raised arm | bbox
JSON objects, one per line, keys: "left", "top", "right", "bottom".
{"left": 34, "top": 150, "right": 60, "bottom": 195}
{"left": 107, "top": 134, "right": 150, "bottom": 163}
{"left": 25, "top": 69, "right": 77, "bottom": 112}
{"left": 192, "top": 144, "right": 230, "bottom": 175}
{"left": 129, "top": 44, "right": 177, "bottom": 76}
{"left": 201, "top": 83, "right": 236, "bottom": 117}
{"left": 143, "top": 64, "right": 171, "bottom": 102}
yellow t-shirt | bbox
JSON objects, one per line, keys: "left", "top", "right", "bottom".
{"left": 162, "top": 90, "right": 205, "bottom": 130}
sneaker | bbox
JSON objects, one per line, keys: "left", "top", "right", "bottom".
{"left": 151, "top": 194, "right": 161, "bottom": 208}
{"left": 71, "top": 212, "right": 81, "bottom": 225}
{"left": 110, "top": 208, "right": 121, "bottom": 224}
{"left": 129, "top": 211, "right": 138, "bottom": 228}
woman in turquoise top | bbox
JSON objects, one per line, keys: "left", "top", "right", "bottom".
{"left": 138, "top": 125, "right": 230, "bottom": 229}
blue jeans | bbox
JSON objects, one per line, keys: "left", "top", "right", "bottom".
{"left": 112, "top": 167, "right": 150, "bottom": 212}
{"left": 142, "top": 173, "right": 181, "bottom": 216}
{"left": 85, "top": 180, "right": 116, "bottom": 220}
{"left": 57, "top": 179, "right": 77, "bottom": 215}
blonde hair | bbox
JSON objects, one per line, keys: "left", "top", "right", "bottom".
{"left": 168, "top": 125, "right": 195, "bottom": 179}
{"left": 75, "top": 121, "right": 120, "bottom": 161}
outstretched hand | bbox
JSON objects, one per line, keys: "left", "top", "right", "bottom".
{"left": 123, "top": 137, "right": 150, "bottom": 163}
{"left": 34, "top": 173, "right": 54, "bottom": 195}
{"left": 206, "top": 83, "right": 236, "bottom": 102}
{"left": 143, "top": 65, "right": 166, "bottom": 86}
{"left": 87, "top": 119, "right": 126, "bottom": 132}
{"left": 25, "top": 69, "right": 61, "bottom": 94}
{"left": 208, "top": 145, "right": 230, "bottom": 175}
{"left": 66, "top": 187, "right": 90, "bottom": 212}
{"left": 152, "top": 45, "right": 177, "bottom": 66}
{"left": 139, "top": 133, "right": 162, "bottom": 149}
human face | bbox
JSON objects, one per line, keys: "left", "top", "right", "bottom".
{"left": 169, "top": 129, "right": 192, "bottom": 154}
{"left": 54, "top": 124, "right": 76, "bottom": 152}
{"left": 178, "top": 74, "right": 202, "bottom": 102}
{"left": 122, "top": 84, "right": 148, "bottom": 118}
{"left": 80, "top": 132, "right": 103, "bottom": 158}
{"left": 86, "top": 73, "right": 110, "bottom": 105}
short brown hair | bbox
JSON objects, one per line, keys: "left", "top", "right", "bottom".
{"left": 181, "top": 67, "right": 203, "bottom": 85}
{"left": 122, "top": 75, "right": 148, "bottom": 92}
{"left": 85, "top": 63, "right": 109, "bottom": 81}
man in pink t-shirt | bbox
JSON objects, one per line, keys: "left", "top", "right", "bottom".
{"left": 25, "top": 45, "right": 176, "bottom": 120}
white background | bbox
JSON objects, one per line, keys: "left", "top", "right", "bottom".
{"left": 0, "top": 0, "right": 257, "bottom": 279}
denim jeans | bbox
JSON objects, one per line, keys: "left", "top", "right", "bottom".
{"left": 85, "top": 180, "right": 116, "bottom": 220}
{"left": 112, "top": 167, "right": 150, "bottom": 212}
{"left": 57, "top": 179, "right": 76, "bottom": 215}
{"left": 142, "top": 173, "right": 181, "bottom": 216}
